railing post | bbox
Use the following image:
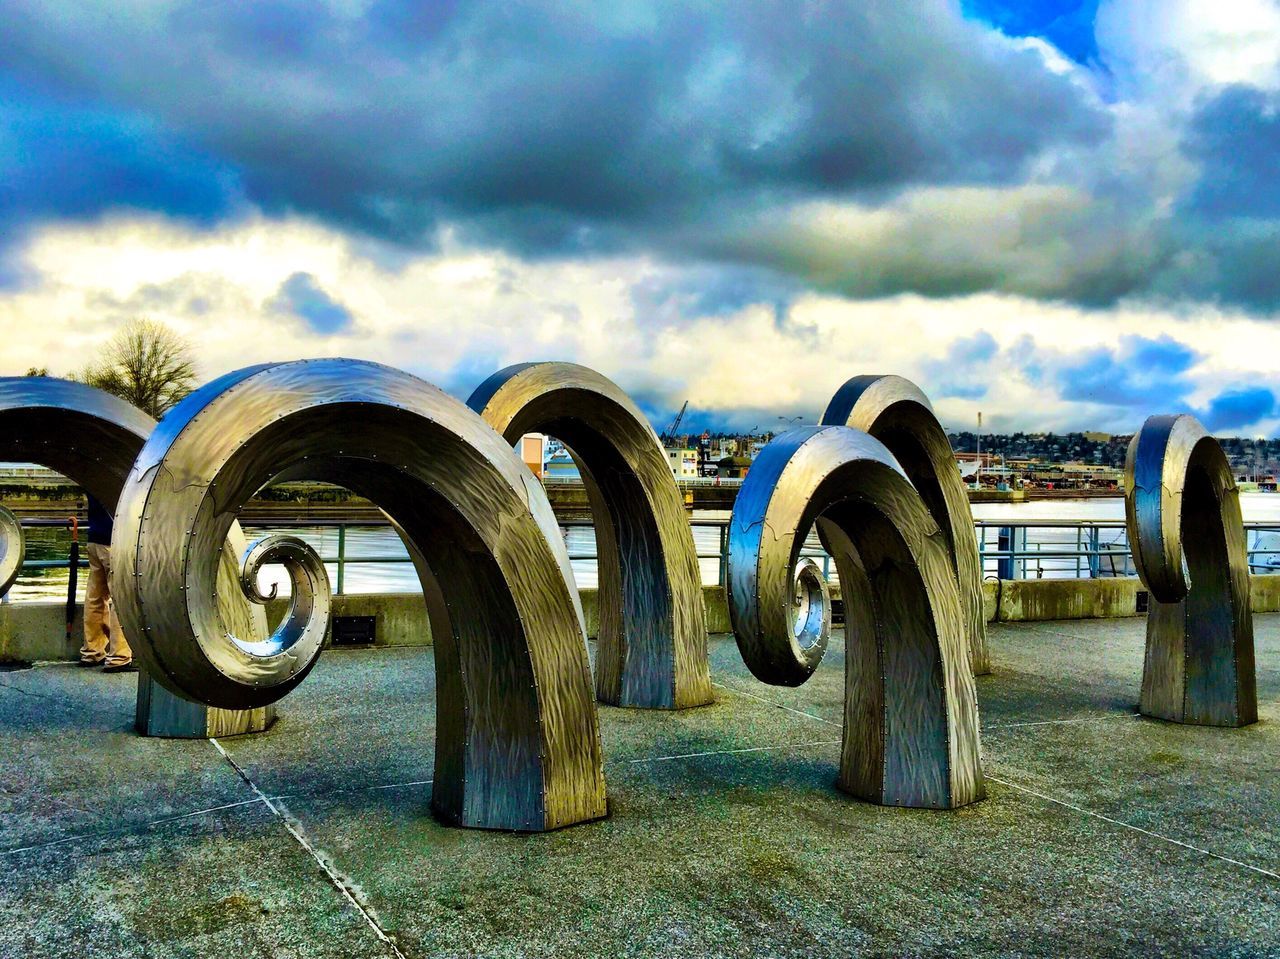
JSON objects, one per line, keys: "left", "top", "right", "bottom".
{"left": 997, "top": 526, "right": 1013, "bottom": 580}
{"left": 335, "top": 524, "right": 346, "bottom": 596}
{"left": 1088, "top": 526, "right": 1101, "bottom": 579}
{"left": 718, "top": 522, "right": 728, "bottom": 587}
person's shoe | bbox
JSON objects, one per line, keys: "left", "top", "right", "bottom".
{"left": 77, "top": 658, "right": 104, "bottom": 667}
{"left": 103, "top": 662, "right": 137, "bottom": 673}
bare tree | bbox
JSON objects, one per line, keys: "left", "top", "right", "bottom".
{"left": 24, "top": 366, "right": 49, "bottom": 377}
{"left": 80, "top": 319, "right": 196, "bottom": 418}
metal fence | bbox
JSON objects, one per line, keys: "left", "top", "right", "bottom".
{"left": 9, "top": 515, "right": 1280, "bottom": 599}
{"left": 234, "top": 517, "right": 1280, "bottom": 594}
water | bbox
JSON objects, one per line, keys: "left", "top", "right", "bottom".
{"left": 7, "top": 494, "right": 1280, "bottom": 602}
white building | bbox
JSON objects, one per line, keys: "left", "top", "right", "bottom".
{"left": 664, "top": 447, "right": 698, "bottom": 479}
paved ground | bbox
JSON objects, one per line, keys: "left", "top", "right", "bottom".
{"left": 1, "top": 616, "right": 1277, "bottom": 958}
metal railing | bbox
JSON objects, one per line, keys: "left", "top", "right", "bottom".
{"left": 234, "top": 517, "right": 832, "bottom": 595}
{"left": 541, "top": 475, "right": 745, "bottom": 489}
{"left": 8, "top": 515, "right": 1280, "bottom": 599}
{"left": 234, "top": 517, "right": 1280, "bottom": 594}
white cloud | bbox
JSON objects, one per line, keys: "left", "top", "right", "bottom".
{"left": 2, "top": 215, "right": 1277, "bottom": 436}
{"left": 1098, "top": 0, "right": 1280, "bottom": 101}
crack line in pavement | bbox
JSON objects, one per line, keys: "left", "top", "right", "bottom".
{"left": 0, "top": 680, "right": 58, "bottom": 701}
{"left": 987, "top": 774, "right": 1280, "bottom": 882}
{"left": 624, "top": 740, "right": 841, "bottom": 764}
{"left": 0, "top": 798, "right": 272, "bottom": 856}
{"left": 712, "top": 680, "right": 842, "bottom": 727}
{"left": 366, "top": 778, "right": 433, "bottom": 791}
{"left": 984, "top": 713, "right": 1141, "bottom": 730}
{"left": 209, "top": 738, "right": 410, "bottom": 959}
{"left": 713, "top": 679, "right": 1280, "bottom": 883}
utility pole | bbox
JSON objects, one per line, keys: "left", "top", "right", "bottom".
{"left": 975, "top": 411, "right": 982, "bottom": 490}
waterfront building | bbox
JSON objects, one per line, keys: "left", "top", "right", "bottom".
{"left": 664, "top": 446, "right": 698, "bottom": 479}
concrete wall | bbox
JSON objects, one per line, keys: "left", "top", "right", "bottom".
{"left": 0, "top": 602, "right": 84, "bottom": 662}
{"left": 260, "top": 583, "right": 734, "bottom": 649}
{"left": 6, "top": 574, "right": 1280, "bottom": 662}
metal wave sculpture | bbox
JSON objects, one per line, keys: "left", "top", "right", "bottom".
{"left": 469, "top": 362, "right": 712, "bottom": 710}
{"left": 728, "top": 426, "right": 984, "bottom": 808}
{"left": 1125, "top": 415, "right": 1257, "bottom": 726}
{"left": 0, "top": 504, "right": 22, "bottom": 598}
{"left": 823, "top": 375, "right": 989, "bottom": 675}
{"left": 111, "top": 359, "right": 607, "bottom": 831}
{"left": 0, "top": 377, "right": 273, "bottom": 737}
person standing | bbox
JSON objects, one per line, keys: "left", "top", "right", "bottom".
{"left": 79, "top": 494, "right": 134, "bottom": 672}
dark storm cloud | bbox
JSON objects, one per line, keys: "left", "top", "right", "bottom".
{"left": 6, "top": 0, "right": 1280, "bottom": 317}
{"left": 0, "top": 80, "right": 239, "bottom": 236}
{"left": 1183, "top": 85, "right": 1280, "bottom": 221}
{"left": 270, "top": 272, "right": 354, "bottom": 334}
{"left": 0, "top": 1, "right": 1106, "bottom": 249}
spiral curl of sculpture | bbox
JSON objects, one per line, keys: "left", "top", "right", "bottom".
{"left": 727, "top": 425, "right": 984, "bottom": 808}
{"left": 238, "top": 534, "right": 331, "bottom": 660}
{"left": 1125, "top": 414, "right": 1257, "bottom": 726}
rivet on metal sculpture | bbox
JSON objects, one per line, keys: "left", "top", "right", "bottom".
{"left": 0, "top": 504, "right": 23, "bottom": 598}
{"left": 111, "top": 359, "right": 607, "bottom": 832}
{"left": 469, "top": 362, "right": 712, "bottom": 710}
{"left": 0, "top": 377, "right": 274, "bottom": 738}
{"left": 728, "top": 426, "right": 985, "bottom": 808}
{"left": 823, "top": 375, "right": 990, "bottom": 675}
{"left": 1124, "top": 414, "right": 1258, "bottom": 727}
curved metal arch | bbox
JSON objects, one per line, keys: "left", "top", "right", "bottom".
{"left": 112, "top": 358, "right": 607, "bottom": 831}
{"left": 0, "top": 504, "right": 23, "bottom": 598}
{"left": 0, "top": 377, "right": 272, "bottom": 737}
{"left": 728, "top": 425, "right": 984, "bottom": 809}
{"left": 469, "top": 362, "right": 711, "bottom": 710}
{"left": 823, "top": 375, "right": 989, "bottom": 675}
{"left": 1125, "top": 415, "right": 1256, "bottom": 726}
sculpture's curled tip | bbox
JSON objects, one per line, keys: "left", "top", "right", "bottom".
{"left": 790, "top": 558, "right": 830, "bottom": 656}
{"left": 238, "top": 535, "right": 331, "bottom": 662}
{"left": 728, "top": 425, "right": 984, "bottom": 808}
{"left": 0, "top": 504, "right": 23, "bottom": 598}
{"left": 1124, "top": 414, "right": 1256, "bottom": 726}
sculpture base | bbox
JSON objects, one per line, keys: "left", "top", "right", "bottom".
{"left": 135, "top": 672, "right": 277, "bottom": 739}
{"left": 1139, "top": 598, "right": 1257, "bottom": 728}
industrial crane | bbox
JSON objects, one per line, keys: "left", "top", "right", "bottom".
{"left": 661, "top": 400, "right": 688, "bottom": 446}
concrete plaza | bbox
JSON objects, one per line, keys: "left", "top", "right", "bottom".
{"left": 1, "top": 616, "right": 1277, "bottom": 958}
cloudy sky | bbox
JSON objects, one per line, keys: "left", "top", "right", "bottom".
{"left": 1, "top": 0, "right": 1278, "bottom": 435}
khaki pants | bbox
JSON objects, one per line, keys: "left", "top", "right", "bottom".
{"left": 81, "top": 542, "right": 132, "bottom": 667}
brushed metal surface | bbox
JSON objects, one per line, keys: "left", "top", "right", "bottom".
{"left": 1125, "top": 414, "right": 1257, "bottom": 726}
{"left": 0, "top": 504, "right": 23, "bottom": 597}
{"left": 728, "top": 425, "right": 984, "bottom": 808}
{"left": 111, "top": 359, "right": 607, "bottom": 831}
{"left": 470, "top": 362, "right": 712, "bottom": 709}
{"left": 0, "top": 377, "right": 269, "bottom": 738}
{"left": 823, "top": 375, "right": 989, "bottom": 675}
